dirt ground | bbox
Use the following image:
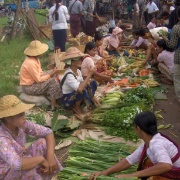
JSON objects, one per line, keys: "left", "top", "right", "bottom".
{"left": 154, "top": 84, "right": 180, "bottom": 144}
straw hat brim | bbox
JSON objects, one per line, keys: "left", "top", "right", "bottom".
{"left": 61, "top": 52, "right": 86, "bottom": 62}
{"left": 0, "top": 102, "right": 34, "bottom": 119}
{"left": 24, "top": 43, "right": 48, "bottom": 56}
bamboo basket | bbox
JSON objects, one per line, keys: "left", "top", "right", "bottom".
{"left": 39, "top": 25, "right": 52, "bottom": 39}
{"left": 80, "top": 36, "right": 92, "bottom": 44}
{"left": 77, "top": 45, "right": 85, "bottom": 53}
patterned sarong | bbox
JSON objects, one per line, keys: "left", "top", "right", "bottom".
{"left": 62, "top": 80, "right": 98, "bottom": 109}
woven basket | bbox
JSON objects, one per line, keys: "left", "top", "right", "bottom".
{"left": 39, "top": 25, "right": 52, "bottom": 39}
{"left": 77, "top": 45, "right": 85, "bottom": 53}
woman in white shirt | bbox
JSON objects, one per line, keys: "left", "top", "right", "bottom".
{"left": 60, "top": 47, "right": 97, "bottom": 120}
{"left": 89, "top": 111, "right": 180, "bottom": 180}
{"left": 49, "top": 0, "right": 69, "bottom": 52}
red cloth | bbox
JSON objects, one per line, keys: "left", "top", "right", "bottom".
{"left": 70, "top": 14, "right": 81, "bottom": 38}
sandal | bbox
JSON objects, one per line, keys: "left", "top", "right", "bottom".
{"left": 55, "top": 140, "right": 72, "bottom": 150}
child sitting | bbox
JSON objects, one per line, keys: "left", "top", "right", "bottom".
{"left": 147, "top": 17, "right": 157, "bottom": 30}
{"left": 130, "top": 30, "right": 148, "bottom": 49}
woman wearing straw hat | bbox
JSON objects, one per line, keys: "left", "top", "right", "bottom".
{"left": 60, "top": 47, "right": 97, "bottom": 120}
{"left": 0, "top": 95, "right": 63, "bottom": 179}
{"left": 20, "top": 40, "right": 61, "bottom": 110}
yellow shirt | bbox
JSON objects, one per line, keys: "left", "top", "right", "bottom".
{"left": 20, "top": 57, "right": 50, "bottom": 85}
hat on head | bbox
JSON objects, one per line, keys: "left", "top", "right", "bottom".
{"left": 0, "top": 95, "right": 34, "bottom": 119}
{"left": 61, "top": 47, "right": 86, "bottom": 64}
{"left": 24, "top": 40, "right": 48, "bottom": 56}
{"left": 112, "top": 27, "right": 123, "bottom": 36}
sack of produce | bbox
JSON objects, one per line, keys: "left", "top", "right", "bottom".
{"left": 149, "top": 27, "right": 168, "bottom": 40}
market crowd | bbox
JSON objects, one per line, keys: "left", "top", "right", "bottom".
{"left": 0, "top": 0, "right": 180, "bottom": 179}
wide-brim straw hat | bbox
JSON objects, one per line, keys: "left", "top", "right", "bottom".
{"left": 0, "top": 95, "right": 34, "bottom": 119}
{"left": 24, "top": 40, "right": 49, "bottom": 56}
{"left": 61, "top": 47, "right": 86, "bottom": 63}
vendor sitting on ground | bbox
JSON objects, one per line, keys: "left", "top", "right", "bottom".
{"left": 129, "top": 29, "right": 148, "bottom": 49}
{"left": 141, "top": 27, "right": 170, "bottom": 66}
{"left": 81, "top": 42, "right": 113, "bottom": 85}
{"left": 156, "top": 39, "right": 174, "bottom": 84}
{"left": 89, "top": 111, "right": 180, "bottom": 180}
{"left": 0, "top": 95, "right": 63, "bottom": 179}
{"left": 106, "top": 27, "right": 123, "bottom": 57}
{"left": 94, "top": 31, "right": 106, "bottom": 57}
{"left": 20, "top": 40, "right": 61, "bottom": 110}
{"left": 102, "top": 27, "right": 114, "bottom": 50}
{"left": 147, "top": 17, "right": 157, "bottom": 30}
{"left": 60, "top": 47, "right": 97, "bottom": 120}
{"left": 94, "top": 31, "right": 109, "bottom": 57}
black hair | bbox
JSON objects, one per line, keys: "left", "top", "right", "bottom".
{"left": 138, "top": 27, "right": 149, "bottom": 36}
{"left": 94, "top": 31, "right": 103, "bottom": 42}
{"left": 160, "top": 11, "right": 169, "bottom": 18}
{"left": 157, "top": 39, "right": 174, "bottom": 52}
{"left": 84, "top": 42, "right": 96, "bottom": 53}
{"left": 133, "top": 111, "right": 158, "bottom": 136}
{"left": 54, "top": 0, "right": 62, "bottom": 21}
{"left": 109, "top": 27, "right": 114, "bottom": 34}
{"left": 132, "top": 29, "right": 140, "bottom": 36}
{"left": 119, "top": 25, "right": 126, "bottom": 30}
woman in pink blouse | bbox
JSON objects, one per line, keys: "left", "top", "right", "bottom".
{"left": 89, "top": 111, "right": 180, "bottom": 180}
{"left": 156, "top": 39, "right": 174, "bottom": 84}
{"left": 20, "top": 40, "right": 61, "bottom": 110}
{"left": 0, "top": 95, "right": 62, "bottom": 179}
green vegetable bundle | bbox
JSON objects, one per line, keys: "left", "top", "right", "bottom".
{"left": 122, "top": 86, "right": 154, "bottom": 107}
{"left": 58, "top": 139, "right": 137, "bottom": 180}
{"left": 157, "top": 29, "right": 169, "bottom": 37}
{"left": 94, "top": 105, "right": 142, "bottom": 141}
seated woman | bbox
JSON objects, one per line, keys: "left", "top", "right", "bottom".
{"left": 156, "top": 39, "right": 174, "bottom": 84}
{"left": 20, "top": 40, "right": 61, "bottom": 110}
{"left": 81, "top": 42, "right": 113, "bottom": 85}
{"left": 107, "top": 27, "right": 123, "bottom": 57}
{"left": 94, "top": 31, "right": 109, "bottom": 58}
{"left": 89, "top": 111, "right": 180, "bottom": 180}
{"left": 0, "top": 95, "right": 62, "bottom": 179}
{"left": 60, "top": 47, "right": 97, "bottom": 120}
{"left": 102, "top": 27, "right": 114, "bottom": 50}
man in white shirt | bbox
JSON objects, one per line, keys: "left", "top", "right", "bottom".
{"left": 146, "top": 0, "right": 159, "bottom": 24}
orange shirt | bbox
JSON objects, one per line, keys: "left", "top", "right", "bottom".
{"left": 20, "top": 57, "right": 50, "bottom": 85}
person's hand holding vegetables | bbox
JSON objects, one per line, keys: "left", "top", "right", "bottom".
{"left": 89, "top": 170, "right": 108, "bottom": 180}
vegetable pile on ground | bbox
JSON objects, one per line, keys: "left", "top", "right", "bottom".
{"left": 58, "top": 138, "right": 138, "bottom": 180}
{"left": 92, "top": 86, "right": 154, "bottom": 142}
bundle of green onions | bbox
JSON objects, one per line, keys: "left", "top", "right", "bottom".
{"left": 97, "top": 91, "right": 125, "bottom": 109}
{"left": 58, "top": 139, "right": 138, "bottom": 180}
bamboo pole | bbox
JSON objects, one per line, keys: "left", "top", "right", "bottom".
{"left": 10, "top": 0, "right": 21, "bottom": 39}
